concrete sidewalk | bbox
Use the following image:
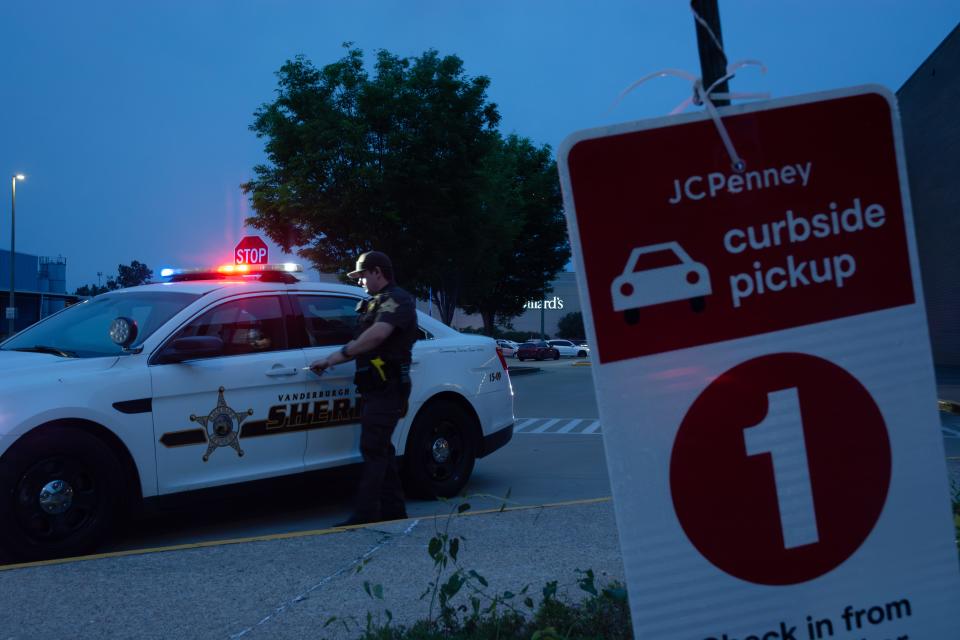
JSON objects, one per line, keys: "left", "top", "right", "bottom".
{"left": 0, "top": 499, "right": 623, "bottom": 640}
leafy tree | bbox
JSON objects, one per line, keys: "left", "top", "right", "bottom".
{"left": 241, "top": 45, "right": 502, "bottom": 325}
{"left": 116, "top": 261, "right": 153, "bottom": 288}
{"left": 557, "top": 312, "right": 584, "bottom": 340}
{"left": 459, "top": 134, "right": 570, "bottom": 334}
{"left": 74, "top": 260, "right": 152, "bottom": 296}
{"left": 74, "top": 283, "right": 112, "bottom": 297}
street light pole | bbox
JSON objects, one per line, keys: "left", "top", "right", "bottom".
{"left": 9, "top": 174, "right": 24, "bottom": 337}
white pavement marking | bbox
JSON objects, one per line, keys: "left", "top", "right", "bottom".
{"left": 515, "top": 418, "right": 538, "bottom": 431}
{"left": 531, "top": 418, "right": 562, "bottom": 433}
{"left": 558, "top": 419, "right": 583, "bottom": 434}
{"left": 514, "top": 418, "right": 603, "bottom": 434}
{"left": 228, "top": 519, "right": 421, "bottom": 639}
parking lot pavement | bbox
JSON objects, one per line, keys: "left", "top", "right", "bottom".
{"left": 0, "top": 498, "right": 622, "bottom": 640}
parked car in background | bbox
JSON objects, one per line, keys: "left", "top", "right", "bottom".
{"left": 516, "top": 340, "right": 560, "bottom": 361}
{"left": 548, "top": 339, "right": 590, "bottom": 358}
{"left": 496, "top": 339, "right": 518, "bottom": 358}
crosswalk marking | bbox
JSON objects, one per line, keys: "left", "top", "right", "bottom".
{"left": 531, "top": 418, "right": 562, "bottom": 433}
{"left": 513, "top": 417, "right": 602, "bottom": 435}
{"left": 513, "top": 417, "right": 960, "bottom": 439}
{"left": 515, "top": 418, "right": 538, "bottom": 431}
{"left": 557, "top": 419, "right": 583, "bottom": 433}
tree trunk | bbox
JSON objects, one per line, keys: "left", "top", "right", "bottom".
{"left": 480, "top": 310, "right": 496, "bottom": 336}
{"left": 433, "top": 286, "right": 459, "bottom": 326}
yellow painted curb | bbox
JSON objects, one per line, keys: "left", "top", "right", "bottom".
{"left": 0, "top": 496, "right": 613, "bottom": 572}
{"left": 572, "top": 361, "right": 592, "bottom": 367}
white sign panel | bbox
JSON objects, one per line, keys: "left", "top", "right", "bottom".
{"left": 558, "top": 86, "right": 960, "bottom": 639}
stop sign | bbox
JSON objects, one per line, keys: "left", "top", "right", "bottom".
{"left": 234, "top": 236, "right": 269, "bottom": 265}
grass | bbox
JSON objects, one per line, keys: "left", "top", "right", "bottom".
{"left": 323, "top": 480, "right": 960, "bottom": 640}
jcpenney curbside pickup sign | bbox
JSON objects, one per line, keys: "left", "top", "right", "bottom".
{"left": 558, "top": 86, "right": 960, "bottom": 640}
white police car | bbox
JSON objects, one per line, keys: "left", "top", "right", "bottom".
{"left": 0, "top": 264, "right": 514, "bottom": 560}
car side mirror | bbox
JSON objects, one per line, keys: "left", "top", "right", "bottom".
{"left": 157, "top": 336, "right": 224, "bottom": 364}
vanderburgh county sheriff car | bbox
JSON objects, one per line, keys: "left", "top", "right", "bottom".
{"left": 0, "top": 264, "right": 514, "bottom": 561}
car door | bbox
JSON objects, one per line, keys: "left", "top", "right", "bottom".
{"left": 291, "top": 293, "right": 365, "bottom": 470}
{"left": 150, "top": 293, "right": 309, "bottom": 494}
{"left": 548, "top": 340, "right": 571, "bottom": 356}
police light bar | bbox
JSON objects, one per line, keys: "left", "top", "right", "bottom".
{"left": 161, "top": 263, "right": 303, "bottom": 282}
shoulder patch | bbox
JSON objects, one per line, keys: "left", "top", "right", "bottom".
{"left": 378, "top": 298, "right": 399, "bottom": 314}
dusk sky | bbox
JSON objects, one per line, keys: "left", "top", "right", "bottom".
{"left": 2, "top": 1, "right": 958, "bottom": 292}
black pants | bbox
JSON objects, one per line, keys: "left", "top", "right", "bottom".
{"left": 353, "top": 381, "right": 410, "bottom": 520}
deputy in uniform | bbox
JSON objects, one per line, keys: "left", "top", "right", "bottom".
{"left": 309, "top": 251, "right": 418, "bottom": 526}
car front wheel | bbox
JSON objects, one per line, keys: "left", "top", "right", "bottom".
{"left": 577, "top": 350, "right": 587, "bottom": 357}
{"left": 0, "top": 427, "right": 123, "bottom": 561}
{"left": 553, "top": 351, "right": 560, "bottom": 360}
{"left": 402, "top": 401, "right": 477, "bottom": 499}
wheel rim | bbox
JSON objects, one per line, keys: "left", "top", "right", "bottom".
{"left": 14, "top": 455, "right": 101, "bottom": 544}
{"left": 38, "top": 480, "right": 74, "bottom": 515}
{"left": 423, "top": 419, "right": 464, "bottom": 483}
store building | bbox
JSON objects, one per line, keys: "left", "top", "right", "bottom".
{"left": 414, "top": 271, "right": 582, "bottom": 338}
{"left": 0, "top": 251, "right": 77, "bottom": 338}
{"left": 897, "top": 23, "right": 960, "bottom": 366}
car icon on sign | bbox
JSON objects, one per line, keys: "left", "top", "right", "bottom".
{"left": 611, "top": 241, "right": 711, "bottom": 324}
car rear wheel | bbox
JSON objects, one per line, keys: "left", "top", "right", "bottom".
{"left": 553, "top": 351, "right": 560, "bottom": 360}
{"left": 0, "top": 427, "right": 123, "bottom": 561}
{"left": 402, "top": 401, "right": 477, "bottom": 499}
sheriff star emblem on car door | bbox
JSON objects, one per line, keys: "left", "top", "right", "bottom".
{"left": 190, "top": 386, "right": 255, "bottom": 462}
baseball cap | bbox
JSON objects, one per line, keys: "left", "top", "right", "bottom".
{"left": 347, "top": 251, "right": 393, "bottom": 279}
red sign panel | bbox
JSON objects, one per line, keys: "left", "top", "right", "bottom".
{"left": 235, "top": 235, "right": 269, "bottom": 265}
{"left": 565, "top": 92, "right": 914, "bottom": 364}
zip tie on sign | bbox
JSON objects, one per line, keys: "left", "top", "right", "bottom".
{"left": 611, "top": 60, "right": 769, "bottom": 174}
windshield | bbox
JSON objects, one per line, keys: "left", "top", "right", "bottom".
{"left": 1, "top": 291, "right": 201, "bottom": 358}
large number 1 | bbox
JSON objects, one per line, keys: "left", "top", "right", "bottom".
{"left": 743, "top": 388, "right": 820, "bottom": 549}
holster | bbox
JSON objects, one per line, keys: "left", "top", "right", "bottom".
{"left": 354, "top": 360, "right": 409, "bottom": 393}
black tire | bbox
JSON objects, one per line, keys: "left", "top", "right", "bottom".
{"left": 0, "top": 427, "right": 123, "bottom": 561}
{"left": 402, "top": 401, "right": 477, "bottom": 499}
{"left": 577, "top": 350, "right": 587, "bottom": 357}
{"left": 625, "top": 309, "right": 640, "bottom": 325}
{"left": 517, "top": 356, "right": 525, "bottom": 362}
{"left": 690, "top": 296, "right": 706, "bottom": 312}
{"left": 553, "top": 351, "right": 560, "bottom": 360}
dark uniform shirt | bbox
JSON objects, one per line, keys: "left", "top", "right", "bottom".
{"left": 355, "top": 283, "right": 418, "bottom": 367}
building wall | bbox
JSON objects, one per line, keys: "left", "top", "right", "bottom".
{"left": 420, "top": 271, "right": 583, "bottom": 338}
{"left": 0, "top": 249, "right": 72, "bottom": 337}
{"left": 0, "top": 249, "right": 40, "bottom": 291}
{"left": 897, "top": 23, "right": 960, "bottom": 366}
